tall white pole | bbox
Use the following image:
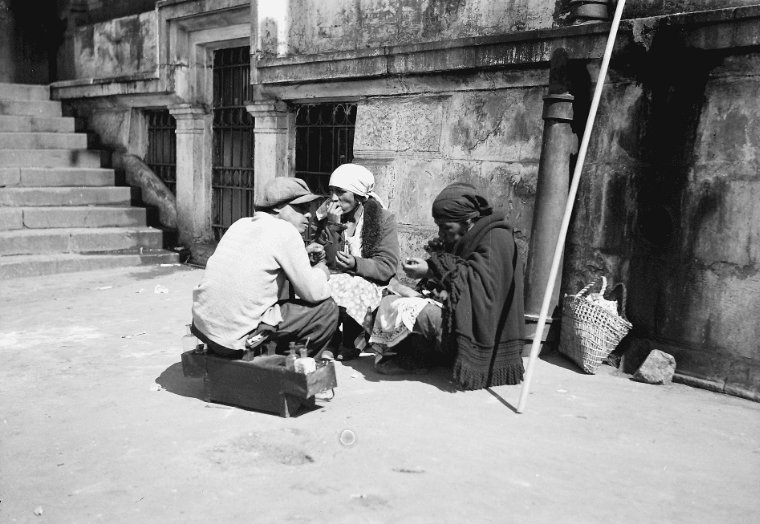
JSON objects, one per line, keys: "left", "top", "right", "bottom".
{"left": 517, "top": 0, "right": 628, "bottom": 413}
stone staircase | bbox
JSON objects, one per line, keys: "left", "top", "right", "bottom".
{"left": 0, "top": 83, "right": 178, "bottom": 278}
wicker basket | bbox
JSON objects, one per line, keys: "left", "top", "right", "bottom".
{"left": 559, "top": 277, "right": 632, "bottom": 374}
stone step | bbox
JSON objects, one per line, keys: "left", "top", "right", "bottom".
{"left": 0, "top": 83, "right": 51, "bottom": 101}
{"left": 0, "top": 99, "right": 62, "bottom": 117}
{"left": 0, "top": 251, "right": 180, "bottom": 279}
{"left": 0, "top": 167, "right": 115, "bottom": 187}
{"left": 0, "top": 187, "right": 132, "bottom": 207}
{"left": 0, "top": 149, "right": 103, "bottom": 168}
{"left": 0, "top": 206, "right": 147, "bottom": 230}
{"left": 0, "top": 226, "right": 165, "bottom": 256}
{"left": 0, "top": 132, "right": 88, "bottom": 150}
{"left": 0, "top": 115, "right": 75, "bottom": 133}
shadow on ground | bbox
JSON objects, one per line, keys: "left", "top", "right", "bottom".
{"left": 155, "top": 362, "right": 323, "bottom": 418}
{"left": 539, "top": 350, "right": 586, "bottom": 374}
{"left": 340, "top": 354, "right": 458, "bottom": 393}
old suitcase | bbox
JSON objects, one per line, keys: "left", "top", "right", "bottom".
{"left": 181, "top": 350, "right": 337, "bottom": 417}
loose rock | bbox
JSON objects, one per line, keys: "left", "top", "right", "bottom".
{"left": 633, "top": 349, "right": 676, "bottom": 384}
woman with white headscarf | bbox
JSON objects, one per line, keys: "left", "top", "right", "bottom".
{"left": 314, "top": 163, "right": 400, "bottom": 360}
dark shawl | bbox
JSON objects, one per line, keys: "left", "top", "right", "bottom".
{"left": 427, "top": 212, "right": 525, "bottom": 389}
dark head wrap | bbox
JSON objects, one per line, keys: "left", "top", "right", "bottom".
{"left": 431, "top": 183, "right": 493, "bottom": 222}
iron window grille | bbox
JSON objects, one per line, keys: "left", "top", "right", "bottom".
{"left": 212, "top": 46, "right": 255, "bottom": 240}
{"left": 145, "top": 109, "right": 177, "bottom": 195}
{"left": 294, "top": 103, "right": 357, "bottom": 195}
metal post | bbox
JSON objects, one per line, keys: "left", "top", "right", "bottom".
{"left": 524, "top": 48, "right": 576, "bottom": 356}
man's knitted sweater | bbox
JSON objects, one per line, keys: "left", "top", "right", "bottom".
{"left": 192, "top": 213, "right": 330, "bottom": 350}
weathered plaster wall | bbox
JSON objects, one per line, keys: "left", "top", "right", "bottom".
{"left": 352, "top": 86, "right": 544, "bottom": 265}
{"left": 623, "top": 0, "right": 760, "bottom": 18}
{"left": 65, "top": 11, "right": 157, "bottom": 81}
{"left": 564, "top": 50, "right": 760, "bottom": 400}
{"left": 263, "top": 0, "right": 555, "bottom": 56}
{"left": 74, "top": 0, "right": 159, "bottom": 25}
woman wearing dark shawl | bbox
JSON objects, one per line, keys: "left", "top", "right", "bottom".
{"left": 374, "top": 182, "right": 525, "bottom": 389}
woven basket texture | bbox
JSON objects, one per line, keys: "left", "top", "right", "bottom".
{"left": 559, "top": 277, "right": 633, "bottom": 374}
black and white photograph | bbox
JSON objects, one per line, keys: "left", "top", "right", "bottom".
{"left": 1, "top": 1, "right": 758, "bottom": 522}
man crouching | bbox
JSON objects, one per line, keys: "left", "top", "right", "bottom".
{"left": 191, "top": 177, "right": 339, "bottom": 358}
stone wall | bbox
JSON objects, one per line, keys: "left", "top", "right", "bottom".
{"left": 564, "top": 49, "right": 760, "bottom": 400}
{"left": 262, "top": 0, "right": 555, "bottom": 56}
{"left": 62, "top": 11, "right": 157, "bottom": 81}
{"left": 73, "top": 0, "right": 159, "bottom": 26}
{"left": 352, "top": 86, "right": 544, "bottom": 265}
{"left": 622, "top": 0, "right": 760, "bottom": 18}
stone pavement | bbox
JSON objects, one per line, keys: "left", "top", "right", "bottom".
{"left": 1, "top": 265, "right": 758, "bottom": 523}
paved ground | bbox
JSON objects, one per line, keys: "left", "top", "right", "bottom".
{"left": 1, "top": 265, "right": 759, "bottom": 524}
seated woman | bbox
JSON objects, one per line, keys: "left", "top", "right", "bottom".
{"left": 314, "top": 163, "right": 400, "bottom": 361}
{"left": 370, "top": 182, "right": 525, "bottom": 389}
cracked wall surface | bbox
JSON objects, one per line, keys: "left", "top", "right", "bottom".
{"left": 67, "top": 11, "right": 157, "bottom": 81}
{"left": 268, "top": 0, "right": 555, "bottom": 56}
{"left": 353, "top": 89, "right": 541, "bottom": 266}
{"left": 564, "top": 50, "right": 760, "bottom": 399}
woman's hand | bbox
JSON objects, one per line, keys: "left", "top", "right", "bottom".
{"left": 402, "top": 257, "right": 429, "bottom": 279}
{"left": 335, "top": 251, "right": 356, "bottom": 271}
{"left": 306, "top": 243, "right": 326, "bottom": 265}
{"left": 327, "top": 202, "right": 343, "bottom": 223}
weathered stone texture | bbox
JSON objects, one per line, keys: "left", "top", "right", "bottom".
{"left": 442, "top": 89, "right": 544, "bottom": 161}
{"left": 623, "top": 0, "right": 760, "bottom": 18}
{"left": 72, "top": 12, "right": 157, "bottom": 80}
{"left": 355, "top": 92, "right": 540, "bottom": 241}
{"left": 354, "top": 97, "right": 443, "bottom": 153}
{"left": 564, "top": 49, "right": 760, "bottom": 398}
{"left": 282, "top": 0, "right": 554, "bottom": 56}
{"left": 633, "top": 349, "right": 676, "bottom": 384}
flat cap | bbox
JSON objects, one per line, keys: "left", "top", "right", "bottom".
{"left": 254, "top": 177, "right": 321, "bottom": 208}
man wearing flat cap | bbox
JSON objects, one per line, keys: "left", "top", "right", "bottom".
{"left": 192, "top": 177, "right": 338, "bottom": 358}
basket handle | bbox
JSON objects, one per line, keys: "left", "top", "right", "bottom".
{"left": 607, "top": 282, "right": 629, "bottom": 319}
{"left": 575, "top": 276, "right": 607, "bottom": 298}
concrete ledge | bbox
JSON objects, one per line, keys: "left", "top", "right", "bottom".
{"left": 0, "top": 168, "right": 21, "bottom": 187}
{"left": 22, "top": 206, "right": 146, "bottom": 229}
{"left": 0, "top": 132, "right": 88, "bottom": 150}
{"left": 0, "top": 116, "right": 76, "bottom": 133}
{"left": 625, "top": 337, "right": 760, "bottom": 403}
{"left": 0, "top": 83, "right": 50, "bottom": 101}
{"left": 0, "top": 187, "right": 132, "bottom": 207}
{"left": 17, "top": 168, "right": 115, "bottom": 187}
{"left": 0, "top": 149, "right": 103, "bottom": 168}
{"left": 0, "top": 99, "right": 62, "bottom": 118}
{"left": 50, "top": 76, "right": 166, "bottom": 102}
{"left": 0, "top": 208, "right": 23, "bottom": 230}
{"left": 255, "top": 6, "right": 760, "bottom": 87}
{"left": 0, "top": 251, "right": 179, "bottom": 279}
{"left": 256, "top": 24, "right": 616, "bottom": 86}
{"left": 0, "top": 227, "right": 165, "bottom": 256}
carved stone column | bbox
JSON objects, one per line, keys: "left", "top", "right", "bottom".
{"left": 168, "top": 104, "right": 214, "bottom": 247}
{"left": 246, "top": 100, "right": 292, "bottom": 202}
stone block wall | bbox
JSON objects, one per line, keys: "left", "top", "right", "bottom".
{"left": 63, "top": 11, "right": 157, "bottom": 81}
{"left": 263, "top": 0, "right": 555, "bottom": 56}
{"left": 564, "top": 50, "right": 760, "bottom": 400}
{"left": 352, "top": 86, "right": 544, "bottom": 265}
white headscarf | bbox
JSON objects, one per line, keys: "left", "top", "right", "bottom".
{"left": 328, "top": 164, "right": 385, "bottom": 208}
